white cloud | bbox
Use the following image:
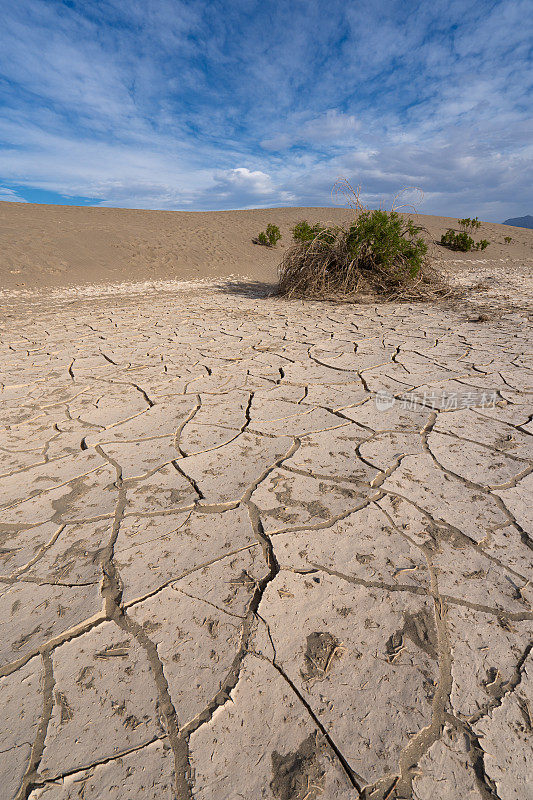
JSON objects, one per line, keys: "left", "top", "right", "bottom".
{"left": 0, "top": 186, "right": 27, "bottom": 203}
{"left": 208, "top": 168, "right": 295, "bottom": 209}
{"left": 260, "top": 110, "right": 361, "bottom": 152}
{"left": 303, "top": 110, "right": 361, "bottom": 143}
{"left": 260, "top": 134, "right": 293, "bottom": 152}
{"left": 214, "top": 168, "right": 274, "bottom": 196}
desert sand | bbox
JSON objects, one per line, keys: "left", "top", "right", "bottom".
{"left": 1, "top": 201, "right": 533, "bottom": 290}
{"left": 0, "top": 203, "right": 532, "bottom": 800}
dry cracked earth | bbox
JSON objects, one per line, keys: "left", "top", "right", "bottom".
{"left": 0, "top": 281, "right": 532, "bottom": 800}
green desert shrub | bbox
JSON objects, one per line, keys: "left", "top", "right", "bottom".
{"left": 277, "top": 209, "right": 446, "bottom": 301}
{"left": 440, "top": 216, "right": 489, "bottom": 252}
{"left": 266, "top": 223, "right": 281, "bottom": 246}
{"left": 440, "top": 228, "right": 489, "bottom": 252}
{"left": 440, "top": 229, "right": 476, "bottom": 251}
{"left": 253, "top": 223, "right": 281, "bottom": 247}
{"left": 291, "top": 220, "right": 338, "bottom": 245}
{"left": 292, "top": 220, "right": 320, "bottom": 243}
{"left": 345, "top": 210, "right": 427, "bottom": 278}
{"left": 504, "top": 236, "right": 512, "bottom": 244}
{"left": 458, "top": 217, "right": 482, "bottom": 231}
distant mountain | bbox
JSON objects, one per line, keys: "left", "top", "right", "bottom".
{"left": 503, "top": 214, "right": 533, "bottom": 229}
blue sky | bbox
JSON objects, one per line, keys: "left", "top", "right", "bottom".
{"left": 0, "top": 0, "right": 531, "bottom": 220}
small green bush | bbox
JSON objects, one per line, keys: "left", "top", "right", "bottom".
{"left": 254, "top": 223, "right": 281, "bottom": 247}
{"left": 441, "top": 229, "right": 476, "bottom": 251}
{"left": 291, "top": 220, "right": 338, "bottom": 245}
{"left": 292, "top": 220, "right": 321, "bottom": 243}
{"left": 266, "top": 223, "right": 281, "bottom": 246}
{"left": 504, "top": 236, "right": 512, "bottom": 244}
{"left": 458, "top": 217, "right": 481, "bottom": 231}
{"left": 440, "top": 220, "right": 490, "bottom": 252}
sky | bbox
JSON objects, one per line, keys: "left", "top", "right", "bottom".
{"left": 0, "top": 0, "right": 531, "bottom": 220}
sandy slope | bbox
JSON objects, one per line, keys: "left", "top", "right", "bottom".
{"left": 1, "top": 201, "right": 532, "bottom": 289}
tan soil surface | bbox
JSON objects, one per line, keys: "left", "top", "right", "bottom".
{"left": 1, "top": 201, "right": 532, "bottom": 290}
{"left": 0, "top": 206, "right": 532, "bottom": 800}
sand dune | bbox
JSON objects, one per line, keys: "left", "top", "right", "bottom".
{"left": 1, "top": 201, "right": 532, "bottom": 290}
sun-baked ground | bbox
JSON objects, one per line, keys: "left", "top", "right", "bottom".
{"left": 1, "top": 270, "right": 532, "bottom": 800}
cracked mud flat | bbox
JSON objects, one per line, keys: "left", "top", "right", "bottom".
{"left": 0, "top": 278, "right": 532, "bottom": 800}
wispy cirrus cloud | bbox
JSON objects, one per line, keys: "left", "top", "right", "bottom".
{"left": 0, "top": 0, "right": 531, "bottom": 219}
{"left": 0, "top": 186, "right": 27, "bottom": 202}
